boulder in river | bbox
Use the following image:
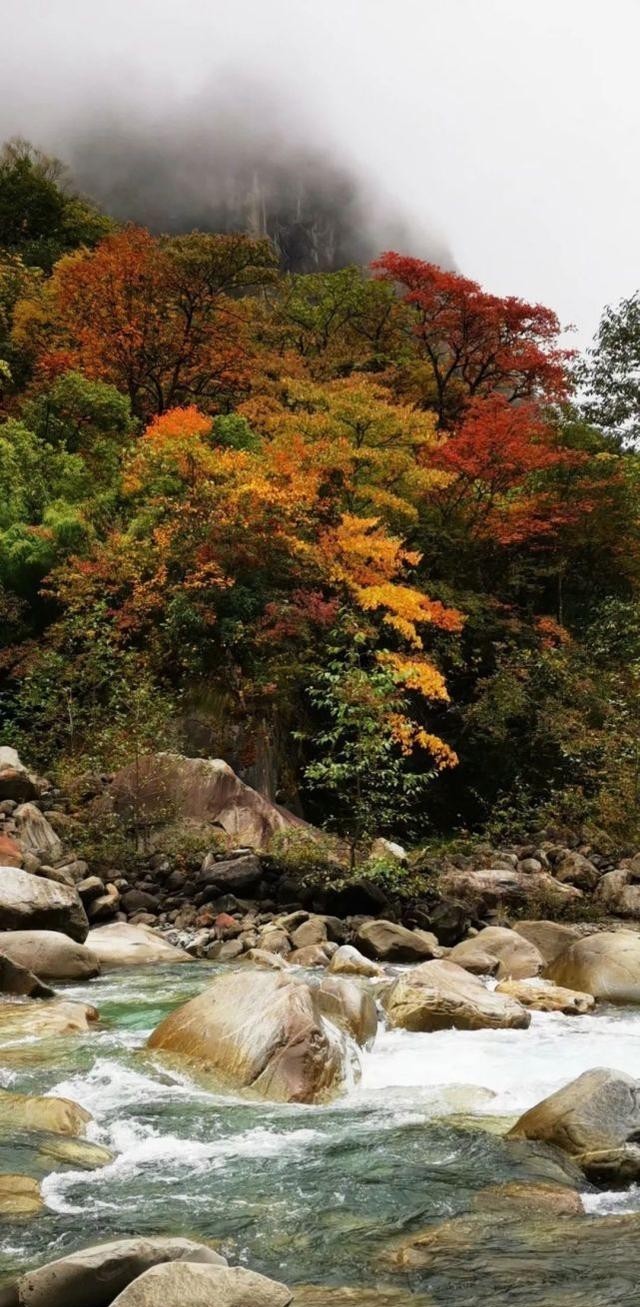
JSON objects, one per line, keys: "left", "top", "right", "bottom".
{"left": 495, "top": 978, "right": 595, "bottom": 1014}
{"left": 355, "top": 919, "right": 441, "bottom": 963}
{"left": 545, "top": 930, "right": 640, "bottom": 1002}
{"left": 512, "top": 920, "right": 581, "bottom": 965}
{"left": 316, "top": 975, "right": 378, "bottom": 1048}
{"left": 383, "top": 959, "right": 530, "bottom": 1032}
{"left": 0, "top": 867, "right": 88, "bottom": 942}
{"left": 328, "top": 944, "right": 385, "bottom": 978}
{"left": 0, "top": 1088, "right": 91, "bottom": 1138}
{"left": 87, "top": 922, "right": 193, "bottom": 968}
{"left": 147, "top": 969, "right": 358, "bottom": 1103}
{"left": 449, "top": 926, "right": 544, "bottom": 980}
{"left": 0, "top": 930, "right": 100, "bottom": 980}
{"left": 110, "top": 1262, "right": 292, "bottom": 1306}
{"left": 0, "top": 998, "right": 99, "bottom": 1043}
{"left": 15, "top": 1236, "right": 227, "bottom": 1307}
{"left": 509, "top": 1067, "right": 640, "bottom": 1183}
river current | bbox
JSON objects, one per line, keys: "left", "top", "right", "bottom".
{"left": 2, "top": 962, "right": 640, "bottom": 1305}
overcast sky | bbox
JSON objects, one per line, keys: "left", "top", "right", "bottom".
{"left": 2, "top": 0, "right": 639, "bottom": 346}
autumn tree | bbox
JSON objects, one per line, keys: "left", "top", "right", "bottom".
{"left": 44, "top": 227, "right": 277, "bottom": 418}
{"left": 373, "top": 254, "right": 572, "bottom": 426}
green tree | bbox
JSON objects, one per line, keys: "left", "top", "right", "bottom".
{"left": 0, "top": 138, "right": 112, "bottom": 270}
{"left": 580, "top": 292, "right": 640, "bottom": 445}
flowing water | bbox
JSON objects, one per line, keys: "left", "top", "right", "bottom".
{"left": 2, "top": 962, "right": 640, "bottom": 1305}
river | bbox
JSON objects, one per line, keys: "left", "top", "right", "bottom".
{"left": 2, "top": 962, "right": 640, "bottom": 1305}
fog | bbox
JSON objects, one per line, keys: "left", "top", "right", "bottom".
{"left": 2, "top": 0, "right": 640, "bottom": 339}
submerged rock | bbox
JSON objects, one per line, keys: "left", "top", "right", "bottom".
{"left": 383, "top": 959, "right": 530, "bottom": 1032}
{"left": 0, "top": 1173, "right": 43, "bottom": 1219}
{"left": 0, "top": 867, "right": 88, "bottom": 942}
{"left": 0, "top": 951, "right": 54, "bottom": 999}
{"left": 147, "top": 969, "right": 358, "bottom": 1103}
{"left": 110, "top": 1262, "right": 292, "bottom": 1306}
{"left": 509, "top": 1067, "right": 640, "bottom": 1183}
{"left": 449, "top": 926, "right": 544, "bottom": 980}
{"left": 87, "top": 922, "right": 193, "bottom": 968}
{"left": 545, "top": 931, "right": 640, "bottom": 1002}
{"left": 0, "top": 1089, "right": 91, "bottom": 1138}
{"left": 0, "top": 930, "right": 100, "bottom": 980}
{"left": 16, "top": 1236, "right": 227, "bottom": 1307}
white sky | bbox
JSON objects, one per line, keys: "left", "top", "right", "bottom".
{"left": 2, "top": 0, "right": 640, "bottom": 345}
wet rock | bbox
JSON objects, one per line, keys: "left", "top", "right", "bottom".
{"left": 294, "top": 1289, "right": 434, "bottom": 1307}
{"left": 257, "top": 927, "right": 292, "bottom": 957}
{"left": 0, "top": 999, "right": 99, "bottom": 1042}
{"left": 0, "top": 930, "right": 100, "bottom": 980}
{"left": 317, "top": 975, "right": 377, "bottom": 1048}
{"left": 17, "top": 1236, "right": 227, "bottom": 1307}
{"left": 509, "top": 1067, "right": 640, "bottom": 1182}
{"left": 495, "top": 978, "right": 595, "bottom": 1014}
{"left": 512, "top": 920, "right": 580, "bottom": 965}
{"left": 242, "top": 948, "right": 289, "bottom": 970}
{"left": 110, "top": 1262, "right": 292, "bottom": 1307}
{"left": 13, "top": 804, "right": 63, "bottom": 863}
{"left": 449, "top": 926, "right": 544, "bottom": 980}
{"left": 0, "top": 867, "right": 88, "bottom": 942}
{"left": 383, "top": 959, "right": 530, "bottom": 1032}
{"left": 355, "top": 919, "right": 441, "bottom": 963}
{"left": 147, "top": 969, "right": 358, "bottom": 1103}
{"left": 0, "top": 1173, "right": 42, "bottom": 1219}
{"left": 88, "top": 922, "right": 193, "bottom": 968}
{"left": 328, "top": 944, "right": 385, "bottom": 978}
{"left": 545, "top": 930, "right": 640, "bottom": 1002}
{"left": 471, "top": 1179, "right": 584, "bottom": 1216}
{"left": 0, "top": 1089, "right": 91, "bottom": 1137}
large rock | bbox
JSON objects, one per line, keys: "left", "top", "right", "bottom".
{"left": 0, "top": 832, "right": 22, "bottom": 867}
{"left": 111, "top": 753, "right": 308, "bottom": 850}
{"left": 316, "top": 975, "right": 378, "bottom": 1047}
{"left": 449, "top": 927, "right": 544, "bottom": 980}
{"left": 0, "top": 747, "right": 40, "bottom": 802}
{"left": 545, "top": 930, "right": 640, "bottom": 1002}
{"left": 439, "top": 866, "right": 582, "bottom": 915}
{"left": 355, "top": 919, "right": 441, "bottom": 963}
{"left": 0, "top": 930, "right": 100, "bottom": 980}
{"left": 383, "top": 959, "right": 530, "bottom": 1032}
{"left": 199, "top": 854, "right": 263, "bottom": 893}
{"left": 16, "top": 1236, "right": 227, "bottom": 1307}
{"left": 513, "top": 920, "right": 581, "bottom": 965}
{"left": 0, "top": 1088, "right": 91, "bottom": 1137}
{"left": 147, "top": 970, "right": 357, "bottom": 1103}
{"left": 328, "top": 944, "right": 384, "bottom": 978}
{"left": 495, "top": 978, "right": 595, "bottom": 1014}
{"left": 88, "top": 923, "right": 193, "bottom": 968}
{"left": 0, "top": 998, "right": 98, "bottom": 1042}
{"left": 0, "top": 952, "right": 53, "bottom": 998}
{"left": 13, "top": 804, "right": 63, "bottom": 862}
{"left": 0, "top": 867, "right": 88, "bottom": 942}
{"left": 110, "top": 1263, "right": 292, "bottom": 1307}
{"left": 509, "top": 1068, "right": 640, "bottom": 1182}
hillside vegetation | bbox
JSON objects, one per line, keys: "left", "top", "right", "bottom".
{"left": 2, "top": 139, "right": 640, "bottom": 851}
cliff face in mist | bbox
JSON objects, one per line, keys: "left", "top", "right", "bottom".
{"left": 66, "top": 108, "right": 450, "bottom": 273}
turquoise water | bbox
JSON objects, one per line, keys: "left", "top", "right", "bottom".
{"left": 2, "top": 962, "right": 640, "bottom": 1304}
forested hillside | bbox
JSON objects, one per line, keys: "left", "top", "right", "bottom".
{"left": 2, "top": 138, "right": 640, "bottom": 850}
